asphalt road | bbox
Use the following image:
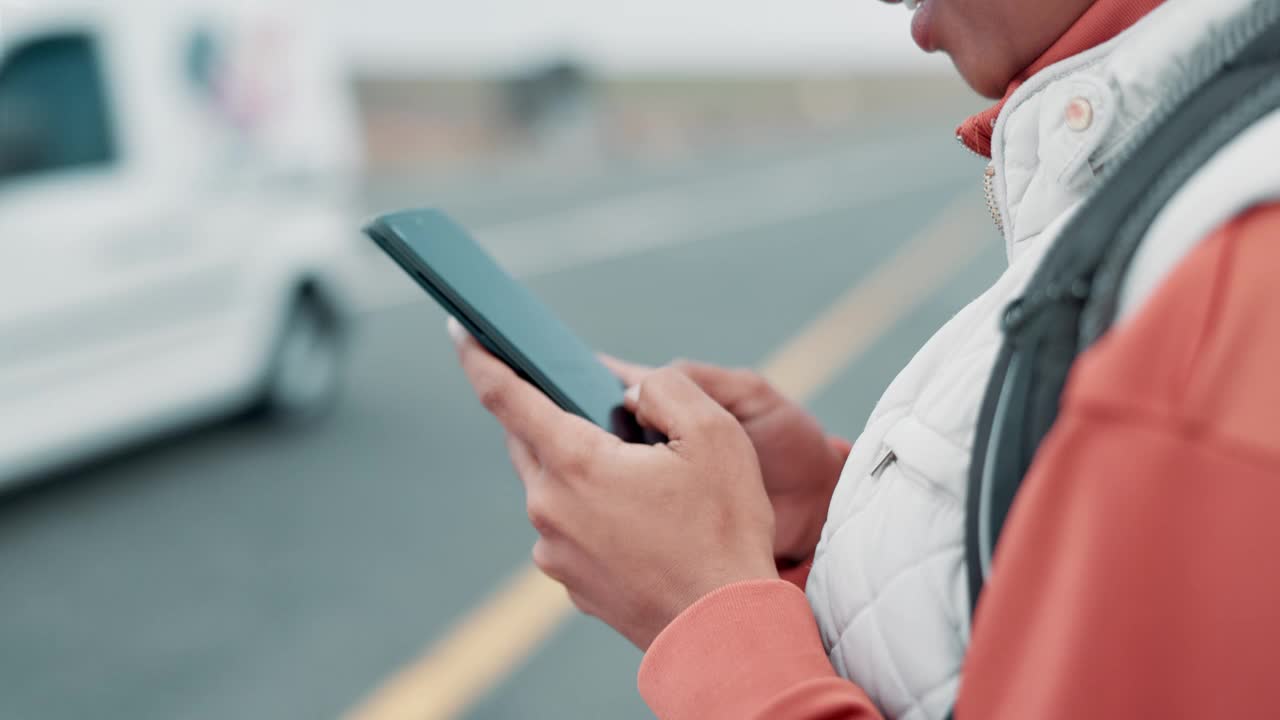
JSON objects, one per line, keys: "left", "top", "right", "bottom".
{"left": 0, "top": 119, "right": 1002, "bottom": 720}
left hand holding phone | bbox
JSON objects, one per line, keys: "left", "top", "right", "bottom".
{"left": 449, "top": 318, "right": 780, "bottom": 650}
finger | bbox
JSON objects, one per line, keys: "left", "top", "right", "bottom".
{"left": 566, "top": 589, "right": 596, "bottom": 618}
{"left": 505, "top": 433, "right": 541, "bottom": 480}
{"left": 623, "top": 360, "right": 745, "bottom": 416}
{"left": 531, "top": 541, "right": 595, "bottom": 617}
{"left": 531, "top": 537, "right": 568, "bottom": 584}
{"left": 506, "top": 433, "right": 551, "bottom": 533}
{"left": 446, "top": 316, "right": 471, "bottom": 346}
{"left": 449, "top": 318, "right": 575, "bottom": 448}
{"left": 828, "top": 436, "right": 854, "bottom": 461}
{"left": 670, "top": 360, "right": 775, "bottom": 417}
{"left": 599, "top": 354, "right": 652, "bottom": 387}
{"left": 630, "top": 368, "right": 732, "bottom": 443}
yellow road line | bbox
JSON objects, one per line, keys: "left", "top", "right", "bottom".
{"left": 761, "top": 198, "right": 994, "bottom": 401}
{"left": 345, "top": 196, "right": 993, "bottom": 720}
{"left": 344, "top": 568, "right": 570, "bottom": 720}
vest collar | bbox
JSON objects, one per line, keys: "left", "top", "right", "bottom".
{"left": 957, "top": 0, "right": 1165, "bottom": 157}
{"left": 986, "top": 0, "right": 1272, "bottom": 263}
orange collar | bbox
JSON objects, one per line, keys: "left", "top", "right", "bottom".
{"left": 957, "top": 0, "right": 1166, "bottom": 157}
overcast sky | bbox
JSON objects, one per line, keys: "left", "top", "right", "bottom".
{"left": 317, "top": 0, "right": 947, "bottom": 74}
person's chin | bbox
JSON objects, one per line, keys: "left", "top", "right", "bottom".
{"left": 949, "top": 49, "right": 1015, "bottom": 100}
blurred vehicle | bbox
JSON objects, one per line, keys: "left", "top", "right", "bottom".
{"left": 0, "top": 0, "right": 364, "bottom": 486}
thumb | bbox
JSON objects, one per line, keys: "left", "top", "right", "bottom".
{"left": 669, "top": 361, "right": 775, "bottom": 417}
{"left": 599, "top": 354, "right": 652, "bottom": 388}
{"left": 627, "top": 367, "right": 733, "bottom": 444}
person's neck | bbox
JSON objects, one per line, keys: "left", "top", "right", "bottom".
{"left": 957, "top": 0, "right": 1166, "bottom": 157}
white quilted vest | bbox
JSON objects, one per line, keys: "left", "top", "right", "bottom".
{"left": 805, "top": 2, "right": 1280, "bottom": 718}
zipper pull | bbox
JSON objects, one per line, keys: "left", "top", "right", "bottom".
{"left": 871, "top": 450, "right": 897, "bottom": 479}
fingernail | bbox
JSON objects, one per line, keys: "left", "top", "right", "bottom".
{"left": 446, "top": 317, "right": 468, "bottom": 346}
{"left": 624, "top": 385, "right": 640, "bottom": 406}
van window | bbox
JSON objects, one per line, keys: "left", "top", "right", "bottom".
{"left": 0, "top": 34, "right": 117, "bottom": 180}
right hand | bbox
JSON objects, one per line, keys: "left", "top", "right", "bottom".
{"left": 452, "top": 323, "right": 779, "bottom": 649}
{"left": 604, "top": 357, "right": 848, "bottom": 564}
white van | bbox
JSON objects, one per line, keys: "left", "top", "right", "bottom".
{"left": 0, "top": 1, "right": 364, "bottom": 485}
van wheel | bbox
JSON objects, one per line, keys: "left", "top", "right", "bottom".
{"left": 251, "top": 292, "right": 345, "bottom": 424}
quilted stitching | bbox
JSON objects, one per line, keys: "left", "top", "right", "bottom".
{"left": 808, "top": 60, "right": 1099, "bottom": 719}
{"left": 810, "top": 226, "right": 1059, "bottom": 715}
{"left": 821, "top": 467, "right": 967, "bottom": 716}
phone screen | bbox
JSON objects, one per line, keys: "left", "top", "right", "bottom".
{"left": 366, "top": 209, "right": 650, "bottom": 443}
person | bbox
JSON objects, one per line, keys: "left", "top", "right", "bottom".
{"left": 449, "top": 0, "right": 1280, "bottom": 717}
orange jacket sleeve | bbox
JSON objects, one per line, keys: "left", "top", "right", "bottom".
{"left": 639, "top": 202, "right": 1280, "bottom": 720}
{"left": 957, "top": 202, "right": 1280, "bottom": 718}
{"left": 639, "top": 580, "right": 884, "bottom": 720}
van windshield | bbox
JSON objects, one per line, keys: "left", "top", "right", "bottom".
{"left": 0, "top": 34, "right": 116, "bottom": 180}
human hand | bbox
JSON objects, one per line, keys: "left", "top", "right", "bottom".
{"left": 450, "top": 320, "right": 779, "bottom": 650}
{"left": 604, "top": 357, "right": 846, "bottom": 564}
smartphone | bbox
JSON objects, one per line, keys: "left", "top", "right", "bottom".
{"left": 364, "top": 208, "right": 654, "bottom": 444}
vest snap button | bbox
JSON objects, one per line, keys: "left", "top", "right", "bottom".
{"left": 1066, "top": 97, "right": 1094, "bottom": 132}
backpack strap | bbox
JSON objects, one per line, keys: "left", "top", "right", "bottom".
{"left": 964, "top": 13, "right": 1280, "bottom": 620}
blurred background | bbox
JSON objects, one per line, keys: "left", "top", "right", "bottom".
{"left": 0, "top": 0, "right": 998, "bottom": 718}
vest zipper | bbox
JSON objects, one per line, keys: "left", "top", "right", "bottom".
{"left": 982, "top": 163, "right": 1005, "bottom": 236}
{"left": 957, "top": 133, "right": 1006, "bottom": 237}
{"left": 983, "top": 162, "right": 1003, "bottom": 235}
